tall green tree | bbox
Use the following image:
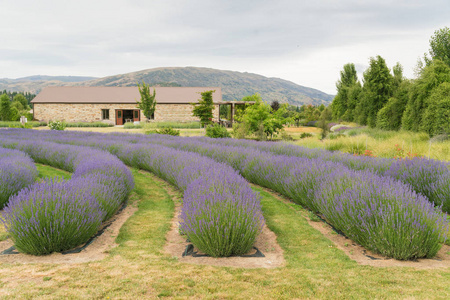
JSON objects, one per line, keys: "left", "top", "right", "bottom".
{"left": 331, "top": 63, "right": 361, "bottom": 121}
{"left": 402, "top": 59, "right": 450, "bottom": 131}
{"left": 13, "top": 94, "right": 30, "bottom": 110}
{"left": 358, "top": 55, "right": 394, "bottom": 127}
{"left": 136, "top": 82, "right": 156, "bottom": 120}
{"left": 317, "top": 106, "right": 332, "bottom": 139}
{"left": 0, "top": 94, "right": 11, "bottom": 121}
{"left": 375, "top": 63, "right": 409, "bottom": 131}
{"left": 192, "top": 90, "right": 215, "bottom": 127}
{"left": 421, "top": 82, "right": 450, "bottom": 136}
{"left": 425, "top": 27, "right": 450, "bottom": 67}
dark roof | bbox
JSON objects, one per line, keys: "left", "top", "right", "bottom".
{"left": 31, "top": 86, "right": 223, "bottom": 104}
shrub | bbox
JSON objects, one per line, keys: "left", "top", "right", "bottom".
{"left": 316, "top": 170, "right": 448, "bottom": 260}
{"left": 385, "top": 158, "right": 450, "bottom": 212}
{"left": 180, "top": 173, "right": 264, "bottom": 257}
{"left": 156, "top": 127, "right": 180, "bottom": 136}
{"left": 280, "top": 130, "right": 294, "bottom": 141}
{"left": 48, "top": 120, "right": 66, "bottom": 131}
{"left": 325, "top": 141, "right": 346, "bottom": 152}
{"left": 300, "top": 132, "right": 313, "bottom": 139}
{"left": 0, "top": 148, "right": 38, "bottom": 208}
{"left": 205, "top": 123, "right": 231, "bottom": 138}
{"left": 305, "top": 120, "right": 317, "bottom": 127}
{"left": 232, "top": 122, "right": 251, "bottom": 139}
{"left": 3, "top": 178, "right": 105, "bottom": 255}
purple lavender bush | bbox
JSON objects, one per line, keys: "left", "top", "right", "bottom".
{"left": 316, "top": 170, "right": 448, "bottom": 260}
{"left": 385, "top": 158, "right": 450, "bottom": 212}
{"left": 180, "top": 173, "right": 264, "bottom": 257}
{"left": 2, "top": 178, "right": 105, "bottom": 255}
{"left": 0, "top": 147, "right": 38, "bottom": 208}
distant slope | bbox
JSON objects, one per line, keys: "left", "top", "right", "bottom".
{"left": 15, "top": 75, "right": 97, "bottom": 82}
{"left": 0, "top": 76, "right": 98, "bottom": 94}
{"left": 0, "top": 67, "right": 333, "bottom": 106}
{"left": 80, "top": 67, "right": 333, "bottom": 106}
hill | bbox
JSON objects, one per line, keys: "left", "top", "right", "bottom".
{"left": 1, "top": 67, "right": 334, "bottom": 106}
{"left": 80, "top": 67, "right": 333, "bottom": 106}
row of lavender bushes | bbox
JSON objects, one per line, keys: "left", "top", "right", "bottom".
{"left": 136, "top": 135, "right": 449, "bottom": 260}
{"left": 167, "top": 136, "right": 450, "bottom": 213}
{"left": 0, "top": 129, "right": 264, "bottom": 257}
{"left": 99, "top": 143, "right": 264, "bottom": 257}
{"left": 0, "top": 135, "right": 134, "bottom": 255}
{"left": 0, "top": 147, "right": 38, "bottom": 208}
{"left": 6, "top": 129, "right": 449, "bottom": 260}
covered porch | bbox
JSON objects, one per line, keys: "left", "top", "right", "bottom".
{"left": 217, "top": 101, "right": 255, "bottom": 127}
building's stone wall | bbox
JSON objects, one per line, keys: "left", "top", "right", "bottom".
{"left": 33, "top": 103, "right": 219, "bottom": 124}
{"left": 155, "top": 104, "right": 219, "bottom": 122}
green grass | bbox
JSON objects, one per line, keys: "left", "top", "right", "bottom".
{"left": 64, "top": 122, "right": 113, "bottom": 128}
{"left": 0, "top": 121, "right": 46, "bottom": 128}
{"left": 35, "top": 163, "right": 71, "bottom": 180}
{"left": 0, "top": 167, "right": 449, "bottom": 298}
{"left": 143, "top": 121, "right": 202, "bottom": 129}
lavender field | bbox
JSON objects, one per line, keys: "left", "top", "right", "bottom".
{"left": 1, "top": 128, "right": 450, "bottom": 298}
{"left": 0, "top": 128, "right": 448, "bottom": 260}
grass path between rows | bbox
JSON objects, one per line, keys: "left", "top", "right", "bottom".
{"left": 0, "top": 166, "right": 449, "bottom": 298}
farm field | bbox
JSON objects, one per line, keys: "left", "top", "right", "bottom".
{"left": 0, "top": 128, "right": 449, "bottom": 298}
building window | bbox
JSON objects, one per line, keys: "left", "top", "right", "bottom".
{"left": 134, "top": 110, "right": 139, "bottom": 119}
{"left": 102, "top": 109, "right": 109, "bottom": 120}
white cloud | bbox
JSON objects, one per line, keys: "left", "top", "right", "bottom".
{"left": 1, "top": 0, "right": 450, "bottom": 94}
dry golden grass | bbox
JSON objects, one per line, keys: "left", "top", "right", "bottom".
{"left": 284, "top": 126, "right": 322, "bottom": 134}
{"left": 293, "top": 128, "right": 450, "bottom": 161}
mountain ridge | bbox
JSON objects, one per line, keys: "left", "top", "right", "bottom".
{"left": 0, "top": 67, "right": 334, "bottom": 106}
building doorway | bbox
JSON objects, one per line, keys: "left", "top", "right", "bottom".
{"left": 116, "top": 109, "right": 140, "bottom": 125}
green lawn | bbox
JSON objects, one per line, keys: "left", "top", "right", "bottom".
{"left": 0, "top": 166, "right": 449, "bottom": 298}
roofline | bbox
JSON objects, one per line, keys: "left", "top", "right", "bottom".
{"left": 32, "top": 102, "right": 226, "bottom": 105}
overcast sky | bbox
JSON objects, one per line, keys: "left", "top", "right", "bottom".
{"left": 1, "top": 0, "right": 450, "bottom": 94}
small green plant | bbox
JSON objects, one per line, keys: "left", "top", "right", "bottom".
{"left": 280, "top": 130, "right": 294, "bottom": 141}
{"left": 205, "top": 123, "right": 231, "bottom": 138}
{"left": 300, "top": 132, "right": 313, "bottom": 139}
{"left": 232, "top": 122, "right": 251, "bottom": 139}
{"left": 308, "top": 211, "right": 321, "bottom": 222}
{"left": 124, "top": 123, "right": 143, "bottom": 129}
{"left": 48, "top": 120, "right": 66, "bottom": 131}
{"left": 155, "top": 127, "right": 180, "bottom": 136}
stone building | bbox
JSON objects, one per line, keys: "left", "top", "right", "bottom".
{"left": 31, "top": 86, "right": 222, "bottom": 125}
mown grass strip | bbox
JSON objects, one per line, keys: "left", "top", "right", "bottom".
{"left": 35, "top": 163, "right": 71, "bottom": 180}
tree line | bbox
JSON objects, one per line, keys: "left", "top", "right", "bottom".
{"left": 0, "top": 91, "right": 35, "bottom": 121}
{"left": 330, "top": 27, "right": 450, "bottom": 137}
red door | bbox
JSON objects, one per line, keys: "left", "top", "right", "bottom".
{"left": 133, "top": 110, "right": 140, "bottom": 122}
{"left": 116, "top": 109, "right": 123, "bottom": 125}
